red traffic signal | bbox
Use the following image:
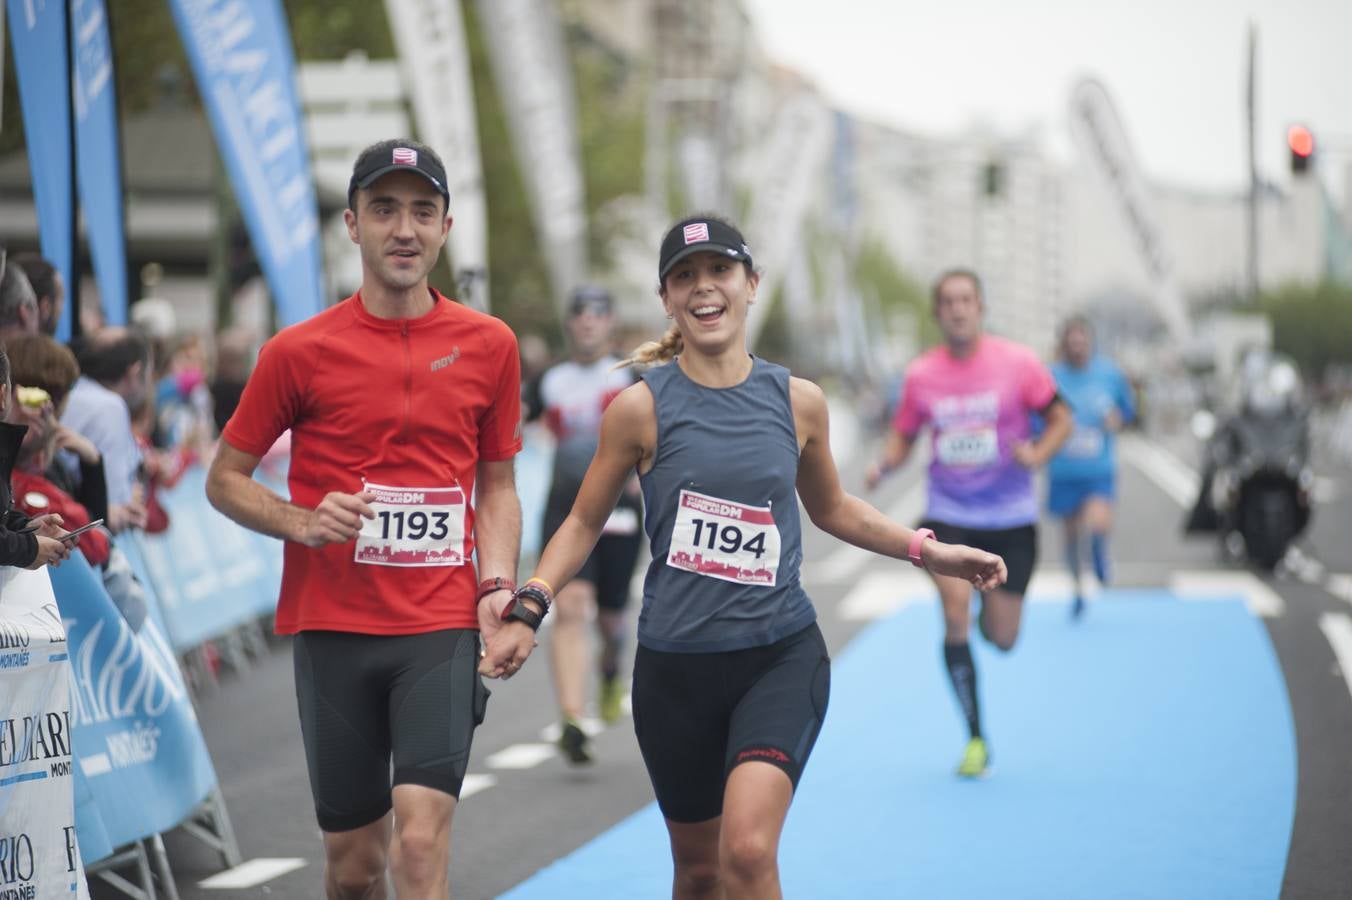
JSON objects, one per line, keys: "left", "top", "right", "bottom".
{"left": 1288, "top": 125, "right": 1314, "bottom": 174}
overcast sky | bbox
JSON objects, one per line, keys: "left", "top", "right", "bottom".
{"left": 742, "top": 0, "right": 1352, "bottom": 194}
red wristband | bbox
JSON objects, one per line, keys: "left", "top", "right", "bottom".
{"left": 908, "top": 528, "right": 935, "bottom": 568}
{"left": 476, "top": 577, "right": 516, "bottom": 603}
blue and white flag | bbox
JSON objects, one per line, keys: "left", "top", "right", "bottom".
{"left": 166, "top": 0, "right": 324, "bottom": 326}
{"left": 6, "top": 0, "right": 75, "bottom": 338}
{"left": 72, "top": 0, "right": 130, "bottom": 329}
{"left": 49, "top": 554, "right": 219, "bottom": 863}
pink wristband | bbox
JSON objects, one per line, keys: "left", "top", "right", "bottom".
{"left": 908, "top": 528, "right": 935, "bottom": 568}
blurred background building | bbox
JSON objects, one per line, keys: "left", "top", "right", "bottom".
{"left": 2, "top": 0, "right": 1349, "bottom": 384}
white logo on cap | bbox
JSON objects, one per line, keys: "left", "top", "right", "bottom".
{"left": 393, "top": 147, "right": 418, "bottom": 166}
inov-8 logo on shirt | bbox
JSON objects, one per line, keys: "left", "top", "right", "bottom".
{"left": 665, "top": 489, "right": 780, "bottom": 586}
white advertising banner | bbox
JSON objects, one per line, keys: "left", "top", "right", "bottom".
{"left": 0, "top": 569, "right": 90, "bottom": 899}
{"left": 1069, "top": 77, "right": 1190, "bottom": 343}
{"left": 384, "top": 0, "right": 492, "bottom": 311}
{"left": 475, "top": 0, "right": 588, "bottom": 312}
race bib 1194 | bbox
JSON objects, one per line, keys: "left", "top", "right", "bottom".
{"left": 355, "top": 482, "right": 466, "bottom": 567}
{"left": 665, "top": 489, "right": 780, "bottom": 586}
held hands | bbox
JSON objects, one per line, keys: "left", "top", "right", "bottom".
{"left": 477, "top": 589, "right": 538, "bottom": 680}
{"left": 299, "top": 490, "right": 376, "bottom": 547}
{"left": 921, "top": 540, "right": 1008, "bottom": 592}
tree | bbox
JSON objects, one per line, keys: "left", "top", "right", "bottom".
{"left": 1260, "top": 281, "right": 1352, "bottom": 385}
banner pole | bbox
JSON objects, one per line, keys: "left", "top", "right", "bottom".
{"left": 65, "top": 0, "right": 82, "bottom": 338}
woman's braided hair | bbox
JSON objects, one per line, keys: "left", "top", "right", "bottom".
{"left": 620, "top": 324, "right": 684, "bottom": 368}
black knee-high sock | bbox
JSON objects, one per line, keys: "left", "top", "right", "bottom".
{"left": 944, "top": 642, "right": 982, "bottom": 739}
{"left": 598, "top": 615, "right": 625, "bottom": 682}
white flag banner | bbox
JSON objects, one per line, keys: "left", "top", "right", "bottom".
{"left": 475, "top": 0, "right": 588, "bottom": 312}
{"left": 0, "top": 568, "right": 90, "bottom": 899}
{"left": 743, "top": 92, "right": 834, "bottom": 347}
{"left": 1069, "top": 77, "right": 1190, "bottom": 342}
{"left": 384, "top": 0, "right": 491, "bottom": 311}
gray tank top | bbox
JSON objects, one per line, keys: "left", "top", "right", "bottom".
{"left": 637, "top": 356, "right": 815, "bottom": 653}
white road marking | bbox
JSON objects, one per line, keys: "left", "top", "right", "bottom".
{"left": 198, "top": 858, "right": 307, "bottom": 889}
{"left": 459, "top": 773, "right": 497, "bottom": 799}
{"left": 1313, "top": 476, "right": 1339, "bottom": 504}
{"left": 1025, "top": 570, "right": 1102, "bottom": 600}
{"left": 1285, "top": 546, "right": 1325, "bottom": 584}
{"left": 1327, "top": 574, "right": 1352, "bottom": 608}
{"left": 1120, "top": 435, "right": 1199, "bottom": 508}
{"left": 1171, "top": 570, "right": 1286, "bottom": 618}
{"left": 836, "top": 566, "right": 1207, "bottom": 622}
{"left": 1318, "top": 613, "right": 1352, "bottom": 705}
{"left": 538, "top": 717, "right": 604, "bottom": 741}
{"left": 485, "top": 744, "right": 558, "bottom": 769}
{"left": 837, "top": 570, "right": 933, "bottom": 621}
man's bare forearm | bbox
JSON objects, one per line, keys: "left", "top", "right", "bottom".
{"left": 206, "top": 468, "right": 308, "bottom": 542}
{"left": 473, "top": 483, "right": 522, "bottom": 582}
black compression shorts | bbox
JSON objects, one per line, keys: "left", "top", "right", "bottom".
{"left": 632, "top": 622, "right": 830, "bottom": 824}
{"left": 293, "top": 628, "right": 490, "bottom": 832}
{"left": 541, "top": 488, "right": 643, "bottom": 611}
{"left": 921, "top": 520, "right": 1039, "bottom": 596}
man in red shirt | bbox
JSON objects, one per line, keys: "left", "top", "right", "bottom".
{"left": 207, "top": 139, "right": 536, "bottom": 899}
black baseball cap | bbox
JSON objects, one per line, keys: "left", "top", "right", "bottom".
{"left": 568, "top": 284, "right": 613, "bottom": 317}
{"left": 658, "top": 217, "right": 753, "bottom": 280}
{"left": 348, "top": 140, "right": 450, "bottom": 209}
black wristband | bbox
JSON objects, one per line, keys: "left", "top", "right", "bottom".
{"left": 500, "top": 597, "right": 544, "bottom": 631}
{"left": 514, "top": 583, "right": 553, "bottom": 616}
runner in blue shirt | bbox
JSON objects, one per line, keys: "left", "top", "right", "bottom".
{"left": 1046, "top": 316, "right": 1135, "bottom": 617}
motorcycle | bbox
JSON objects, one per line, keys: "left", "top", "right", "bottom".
{"left": 1186, "top": 356, "right": 1314, "bottom": 570}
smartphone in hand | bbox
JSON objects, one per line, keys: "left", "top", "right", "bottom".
{"left": 59, "top": 519, "right": 105, "bottom": 543}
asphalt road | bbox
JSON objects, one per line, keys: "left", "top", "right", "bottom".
{"left": 89, "top": 424, "right": 1352, "bottom": 899}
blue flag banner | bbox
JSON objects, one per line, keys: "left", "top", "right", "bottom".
{"left": 6, "top": 0, "right": 75, "bottom": 339}
{"left": 124, "top": 466, "right": 283, "bottom": 651}
{"left": 165, "top": 0, "right": 324, "bottom": 326}
{"left": 72, "top": 0, "right": 129, "bottom": 329}
{"left": 49, "top": 554, "right": 219, "bottom": 863}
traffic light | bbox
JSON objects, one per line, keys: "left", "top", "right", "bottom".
{"left": 1288, "top": 125, "right": 1314, "bottom": 175}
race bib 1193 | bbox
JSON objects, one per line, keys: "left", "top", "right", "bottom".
{"left": 665, "top": 489, "right": 780, "bottom": 586}
{"left": 355, "top": 482, "right": 466, "bottom": 567}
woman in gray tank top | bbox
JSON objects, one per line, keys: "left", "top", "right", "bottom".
{"left": 485, "top": 215, "right": 1007, "bottom": 899}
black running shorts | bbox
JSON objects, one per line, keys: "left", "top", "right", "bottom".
{"left": 921, "top": 520, "right": 1039, "bottom": 596}
{"left": 292, "top": 628, "right": 490, "bottom": 832}
{"left": 632, "top": 622, "right": 830, "bottom": 824}
{"left": 541, "top": 489, "right": 643, "bottom": 611}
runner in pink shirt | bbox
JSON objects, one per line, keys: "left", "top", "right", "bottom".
{"left": 867, "top": 269, "right": 1072, "bottom": 777}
